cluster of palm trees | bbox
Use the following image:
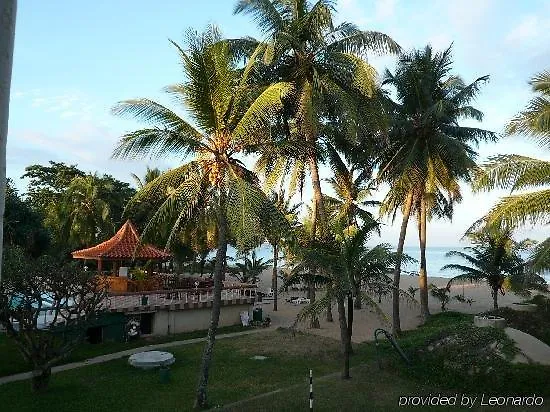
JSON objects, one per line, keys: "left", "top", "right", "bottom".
{"left": 110, "top": 1, "right": 547, "bottom": 409}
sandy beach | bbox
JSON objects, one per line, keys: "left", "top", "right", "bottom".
{"left": 254, "top": 272, "right": 547, "bottom": 343}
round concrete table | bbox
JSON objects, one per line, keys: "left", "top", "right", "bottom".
{"left": 128, "top": 351, "right": 175, "bottom": 369}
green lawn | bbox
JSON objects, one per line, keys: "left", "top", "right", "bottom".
{"left": 0, "top": 331, "right": 372, "bottom": 411}
{"left": 0, "top": 313, "right": 548, "bottom": 411}
{"left": 0, "top": 324, "right": 247, "bottom": 377}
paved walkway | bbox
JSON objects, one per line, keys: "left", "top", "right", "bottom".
{"left": 0, "top": 328, "right": 269, "bottom": 386}
{"left": 504, "top": 327, "right": 550, "bottom": 365}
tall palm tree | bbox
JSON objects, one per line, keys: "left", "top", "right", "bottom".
{"left": 0, "top": 0, "right": 17, "bottom": 284}
{"left": 474, "top": 70, "right": 550, "bottom": 271}
{"left": 442, "top": 225, "right": 543, "bottom": 309}
{"left": 378, "top": 45, "right": 495, "bottom": 329}
{"left": 234, "top": 0, "right": 400, "bottom": 237}
{"left": 324, "top": 145, "right": 378, "bottom": 231}
{"left": 266, "top": 190, "right": 301, "bottom": 311}
{"left": 323, "top": 146, "right": 379, "bottom": 311}
{"left": 111, "top": 27, "right": 289, "bottom": 409}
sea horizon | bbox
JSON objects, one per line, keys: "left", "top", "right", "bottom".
{"left": 225, "top": 244, "right": 474, "bottom": 279}
{"left": 224, "top": 243, "right": 549, "bottom": 282}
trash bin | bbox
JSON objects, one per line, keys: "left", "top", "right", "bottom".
{"left": 159, "top": 366, "right": 171, "bottom": 383}
{"left": 252, "top": 307, "right": 263, "bottom": 322}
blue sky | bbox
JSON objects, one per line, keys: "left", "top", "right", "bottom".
{"left": 7, "top": 0, "right": 550, "bottom": 247}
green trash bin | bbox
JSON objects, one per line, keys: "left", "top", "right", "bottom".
{"left": 253, "top": 308, "right": 263, "bottom": 322}
{"left": 159, "top": 367, "right": 171, "bottom": 383}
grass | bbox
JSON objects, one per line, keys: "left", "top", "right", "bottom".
{"left": 486, "top": 296, "right": 550, "bottom": 346}
{"left": 0, "top": 312, "right": 548, "bottom": 411}
{"left": 0, "top": 324, "right": 247, "bottom": 377}
{"left": 0, "top": 330, "right": 373, "bottom": 411}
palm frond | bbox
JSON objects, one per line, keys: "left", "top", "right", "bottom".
{"left": 325, "top": 29, "right": 400, "bottom": 56}
{"left": 484, "top": 189, "right": 550, "bottom": 227}
{"left": 232, "top": 82, "right": 293, "bottom": 146}
{"left": 475, "top": 155, "right": 550, "bottom": 192}
{"left": 234, "top": 0, "right": 285, "bottom": 34}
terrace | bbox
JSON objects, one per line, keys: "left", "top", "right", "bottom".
{"left": 68, "top": 221, "right": 257, "bottom": 338}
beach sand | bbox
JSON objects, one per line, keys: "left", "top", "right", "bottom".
{"left": 254, "top": 272, "right": 547, "bottom": 343}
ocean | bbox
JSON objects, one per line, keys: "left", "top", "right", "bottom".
{"left": 226, "top": 244, "right": 550, "bottom": 282}
{"left": 226, "top": 244, "right": 468, "bottom": 278}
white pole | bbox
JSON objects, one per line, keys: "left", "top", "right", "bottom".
{"left": 309, "top": 369, "right": 313, "bottom": 411}
{"left": 0, "top": 0, "right": 17, "bottom": 285}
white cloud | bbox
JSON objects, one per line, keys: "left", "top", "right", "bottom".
{"left": 337, "top": 0, "right": 397, "bottom": 26}
{"left": 20, "top": 90, "right": 95, "bottom": 121}
{"left": 427, "top": 33, "right": 452, "bottom": 51}
{"left": 7, "top": 120, "right": 178, "bottom": 193}
{"left": 446, "top": 0, "right": 494, "bottom": 31}
{"left": 506, "top": 15, "right": 539, "bottom": 44}
{"left": 336, "top": 0, "right": 370, "bottom": 26}
{"left": 375, "top": 0, "right": 396, "bottom": 21}
{"left": 31, "top": 97, "right": 46, "bottom": 107}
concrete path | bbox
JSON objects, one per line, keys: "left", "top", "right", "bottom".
{"left": 504, "top": 327, "right": 550, "bottom": 365}
{"left": 0, "top": 328, "right": 269, "bottom": 386}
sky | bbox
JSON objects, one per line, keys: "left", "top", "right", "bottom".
{"left": 6, "top": 0, "right": 550, "bottom": 247}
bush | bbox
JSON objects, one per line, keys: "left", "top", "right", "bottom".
{"left": 0, "top": 247, "right": 107, "bottom": 392}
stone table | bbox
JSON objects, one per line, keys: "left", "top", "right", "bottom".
{"left": 128, "top": 351, "right": 175, "bottom": 369}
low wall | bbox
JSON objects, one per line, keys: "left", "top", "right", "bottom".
{"left": 152, "top": 303, "right": 252, "bottom": 335}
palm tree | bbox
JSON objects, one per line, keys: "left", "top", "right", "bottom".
{"left": 51, "top": 174, "right": 113, "bottom": 248}
{"left": 442, "top": 225, "right": 543, "bottom": 309}
{"left": 0, "top": 0, "right": 17, "bottom": 284}
{"left": 266, "top": 190, "right": 301, "bottom": 311}
{"left": 234, "top": 0, "right": 400, "bottom": 237}
{"left": 473, "top": 70, "right": 550, "bottom": 271}
{"left": 506, "top": 70, "right": 550, "bottom": 142}
{"left": 233, "top": 250, "right": 273, "bottom": 283}
{"left": 131, "top": 166, "right": 162, "bottom": 190}
{"left": 289, "top": 223, "right": 404, "bottom": 379}
{"left": 111, "top": 27, "right": 289, "bottom": 409}
{"left": 378, "top": 44, "right": 495, "bottom": 329}
{"left": 324, "top": 145, "right": 378, "bottom": 229}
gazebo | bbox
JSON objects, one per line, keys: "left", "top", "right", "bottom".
{"left": 72, "top": 220, "right": 172, "bottom": 291}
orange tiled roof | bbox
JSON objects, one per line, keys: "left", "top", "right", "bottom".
{"left": 72, "top": 220, "right": 172, "bottom": 260}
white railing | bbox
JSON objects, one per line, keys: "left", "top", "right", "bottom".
{"left": 104, "top": 287, "right": 256, "bottom": 311}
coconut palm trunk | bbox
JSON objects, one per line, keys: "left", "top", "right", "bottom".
{"left": 337, "top": 297, "right": 351, "bottom": 379}
{"left": 354, "top": 288, "right": 362, "bottom": 309}
{"left": 392, "top": 192, "right": 414, "bottom": 335}
{"left": 418, "top": 197, "right": 430, "bottom": 319}
{"left": 492, "top": 287, "right": 499, "bottom": 310}
{"left": 347, "top": 294, "right": 354, "bottom": 355}
{"left": 308, "top": 155, "right": 326, "bottom": 236}
{"left": 0, "top": 0, "right": 17, "bottom": 285}
{"left": 308, "top": 155, "right": 325, "bottom": 328}
{"left": 326, "top": 296, "right": 333, "bottom": 322}
{"left": 194, "top": 190, "right": 228, "bottom": 409}
{"left": 307, "top": 281, "right": 320, "bottom": 328}
{"left": 272, "top": 243, "right": 278, "bottom": 311}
